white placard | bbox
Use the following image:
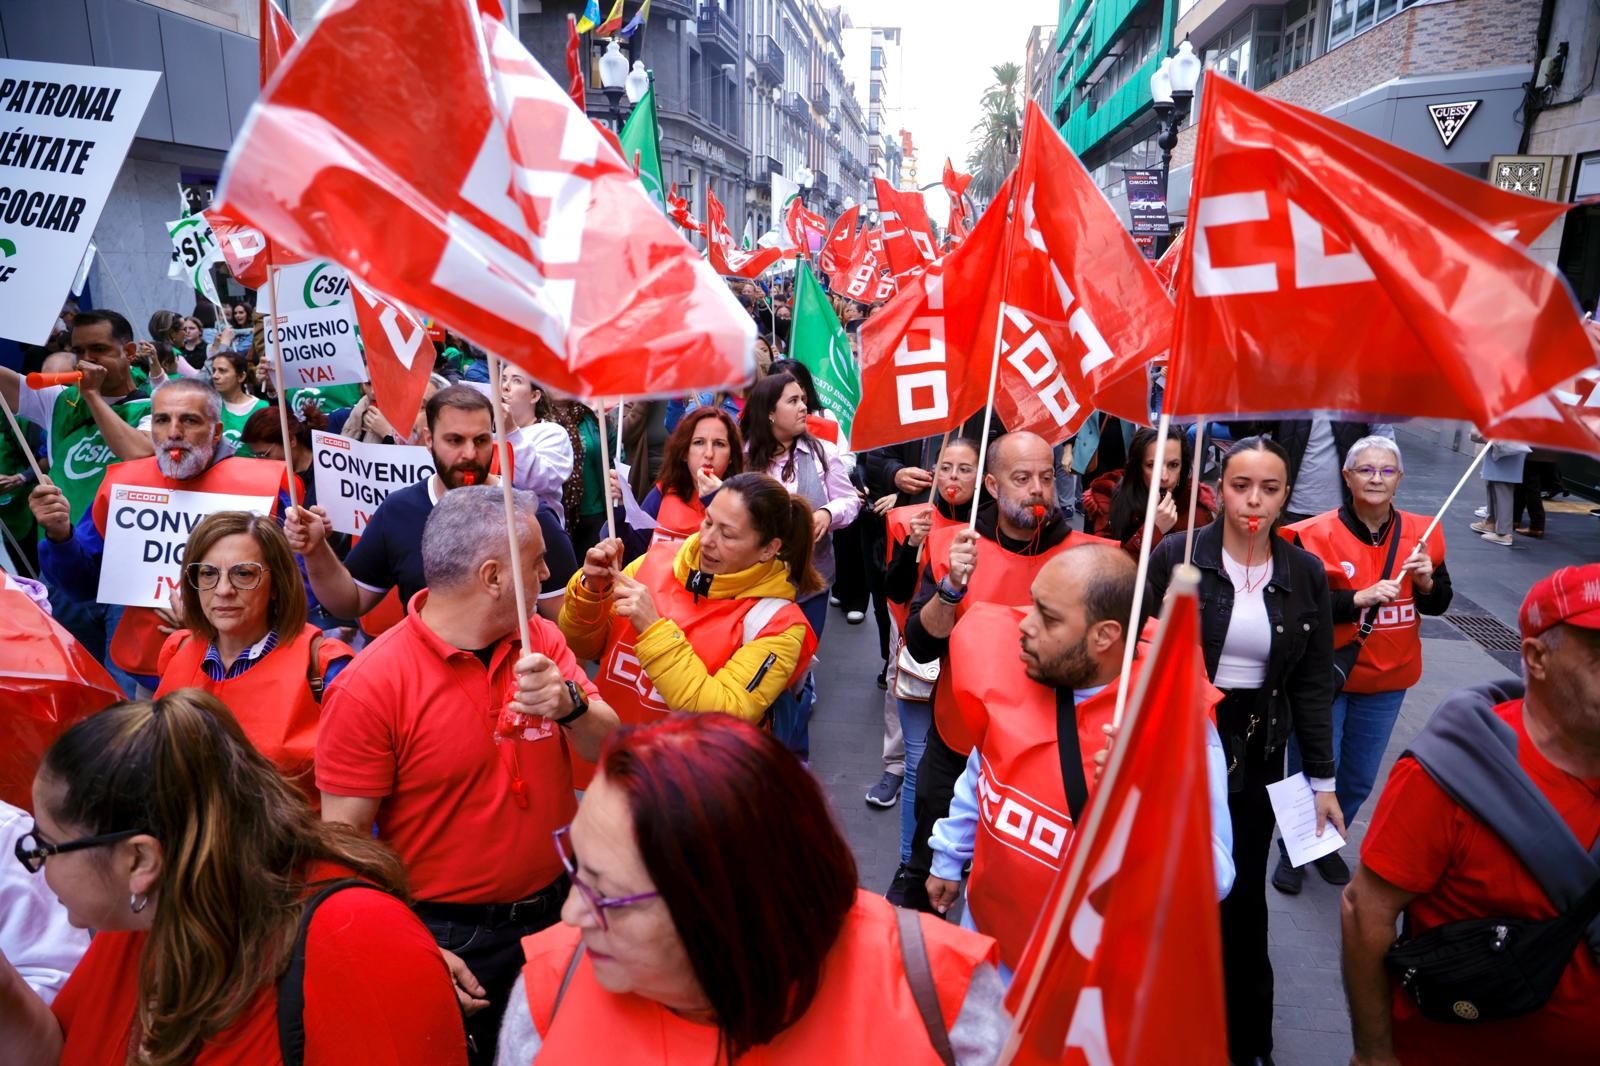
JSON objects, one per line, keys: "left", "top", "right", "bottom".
{"left": 266, "top": 300, "right": 367, "bottom": 389}
{"left": 96, "top": 485, "right": 275, "bottom": 608}
{"left": 614, "top": 459, "right": 657, "bottom": 533}
{"left": 1265, "top": 772, "right": 1347, "bottom": 868}
{"left": 0, "top": 59, "right": 160, "bottom": 343}
{"left": 257, "top": 258, "right": 349, "bottom": 314}
{"left": 311, "top": 431, "right": 434, "bottom": 535}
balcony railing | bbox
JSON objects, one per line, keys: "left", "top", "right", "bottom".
{"left": 811, "top": 83, "right": 832, "bottom": 114}
{"left": 756, "top": 35, "right": 785, "bottom": 82}
{"left": 758, "top": 154, "right": 782, "bottom": 177}
{"left": 696, "top": 2, "right": 739, "bottom": 61}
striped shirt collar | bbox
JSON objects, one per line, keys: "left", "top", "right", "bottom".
{"left": 201, "top": 630, "right": 279, "bottom": 682}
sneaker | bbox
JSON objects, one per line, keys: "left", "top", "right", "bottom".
{"left": 829, "top": 594, "right": 841, "bottom": 607}
{"left": 886, "top": 863, "right": 933, "bottom": 912}
{"left": 876, "top": 666, "right": 888, "bottom": 690}
{"left": 1473, "top": 505, "right": 1489, "bottom": 519}
{"left": 1313, "top": 851, "right": 1351, "bottom": 885}
{"left": 1515, "top": 527, "right": 1544, "bottom": 538}
{"left": 1270, "top": 849, "right": 1304, "bottom": 895}
{"left": 865, "top": 771, "right": 903, "bottom": 808}
{"left": 846, "top": 610, "right": 866, "bottom": 624}
{"left": 1469, "top": 520, "right": 1495, "bottom": 534}
{"left": 1481, "top": 532, "right": 1514, "bottom": 546}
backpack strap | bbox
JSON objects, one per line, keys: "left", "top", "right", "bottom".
{"left": 741, "top": 597, "right": 791, "bottom": 644}
{"left": 306, "top": 632, "right": 325, "bottom": 703}
{"left": 895, "top": 905, "right": 955, "bottom": 1066}
{"left": 1404, "top": 681, "right": 1600, "bottom": 954}
{"left": 276, "top": 878, "right": 388, "bottom": 1066}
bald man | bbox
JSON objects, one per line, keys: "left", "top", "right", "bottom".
{"left": 887, "top": 431, "right": 1114, "bottom": 911}
{"left": 926, "top": 545, "right": 1236, "bottom": 980}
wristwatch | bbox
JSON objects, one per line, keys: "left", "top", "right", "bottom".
{"left": 556, "top": 681, "right": 590, "bottom": 726}
{"left": 936, "top": 577, "right": 968, "bottom": 604}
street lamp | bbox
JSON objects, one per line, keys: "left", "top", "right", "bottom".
{"left": 599, "top": 40, "right": 631, "bottom": 129}
{"left": 625, "top": 60, "right": 650, "bottom": 105}
{"left": 1150, "top": 40, "right": 1202, "bottom": 171}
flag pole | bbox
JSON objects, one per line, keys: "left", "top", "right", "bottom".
{"left": 0, "top": 391, "right": 45, "bottom": 484}
{"left": 1415, "top": 439, "right": 1492, "bottom": 552}
{"left": 1183, "top": 418, "right": 1206, "bottom": 567}
{"left": 488, "top": 354, "right": 535, "bottom": 654}
{"left": 265, "top": 268, "right": 300, "bottom": 512}
{"left": 1112, "top": 409, "right": 1169, "bottom": 728}
{"left": 594, "top": 396, "right": 619, "bottom": 544}
{"left": 996, "top": 566, "right": 1203, "bottom": 1064}
{"left": 967, "top": 182, "right": 1020, "bottom": 535}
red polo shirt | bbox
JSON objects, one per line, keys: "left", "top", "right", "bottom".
{"left": 1361, "top": 700, "right": 1600, "bottom": 1062}
{"left": 316, "top": 593, "right": 596, "bottom": 904}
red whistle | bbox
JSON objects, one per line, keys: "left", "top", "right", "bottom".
{"left": 167, "top": 448, "right": 185, "bottom": 462}
{"left": 1031, "top": 504, "right": 1047, "bottom": 519}
{"left": 1247, "top": 516, "right": 1262, "bottom": 534}
{"left": 25, "top": 371, "right": 82, "bottom": 388}
{"left": 459, "top": 470, "right": 477, "bottom": 486}
{"left": 942, "top": 485, "right": 958, "bottom": 501}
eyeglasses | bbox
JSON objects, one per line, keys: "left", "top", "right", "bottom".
{"left": 1352, "top": 466, "right": 1400, "bottom": 480}
{"left": 552, "top": 825, "right": 660, "bottom": 931}
{"left": 14, "top": 826, "right": 148, "bottom": 874}
{"left": 186, "top": 562, "right": 267, "bottom": 591}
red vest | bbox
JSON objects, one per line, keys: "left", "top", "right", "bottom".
{"left": 93, "top": 456, "right": 290, "bottom": 675}
{"left": 650, "top": 491, "right": 705, "bottom": 546}
{"left": 1283, "top": 509, "right": 1445, "bottom": 693}
{"left": 924, "top": 522, "right": 1111, "bottom": 753}
{"left": 518, "top": 890, "right": 996, "bottom": 1064}
{"left": 883, "top": 504, "right": 958, "bottom": 635}
{"left": 154, "top": 624, "right": 351, "bottom": 805}
{"left": 948, "top": 604, "right": 1118, "bottom": 970}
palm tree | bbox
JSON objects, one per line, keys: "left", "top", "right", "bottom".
{"left": 966, "top": 62, "right": 1021, "bottom": 201}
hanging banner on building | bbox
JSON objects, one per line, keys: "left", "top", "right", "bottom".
{"left": 0, "top": 58, "right": 161, "bottom": 343}
{"left": 1124, "top": 168, "right": 1171, "bottom": 236}
{"left": 310, "top": 431, "right": 434, "bottom": 535}
{"left": 266, "top": 301, "right": 366, "bottom": 388}
{"left": 96, "top": 485, "right": 275, "bottom": 608}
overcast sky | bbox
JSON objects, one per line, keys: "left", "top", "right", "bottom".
{"left": 845, "top": 0, "right": 1058, "bottom": 211}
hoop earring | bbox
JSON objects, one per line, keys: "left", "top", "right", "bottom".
{"left": 130, "top": 893, "right": 149, "bottom": 914}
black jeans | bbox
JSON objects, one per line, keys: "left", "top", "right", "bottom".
{"left": 1513, "top": 460, "right": 1554, "bottom": 532}
{"left": 415, "top": 878, "right": 567, "bottom": 1066}
{"left": 902, "top": 723, "right": 968, "bottom": 914}
{"left": 832, "top": 517, "right": 869, "bottom": 612}
{"left": 1217, "top": 689, "right": 1284, "bottom": 1063}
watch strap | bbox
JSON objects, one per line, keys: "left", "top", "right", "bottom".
{"left": 555, "top": 680, "right": 589, "bottom": 726}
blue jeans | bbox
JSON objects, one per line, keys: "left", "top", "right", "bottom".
{"left": 1286, "top": 688, "right": 1408, "bottom": 826}
{"left": 897, "top": 696, "right": 933, "bottom": 865}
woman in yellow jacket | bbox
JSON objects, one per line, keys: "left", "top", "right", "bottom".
{"left": 560, "top": 473, "right": 820, "bottom": 730}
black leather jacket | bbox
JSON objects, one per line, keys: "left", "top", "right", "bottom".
{"left": 1146, "top": 520, "right": 1336, "bottom": 777}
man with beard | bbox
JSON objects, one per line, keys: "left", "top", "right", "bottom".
{"left": 925, "top": 546, "right": 1235, "bottom": 981}
{"left": 28, "top": 378, "right": 289, "bottom": 689}
{"left": 887, "top": 431, "right": 1113, "bottom": 910}
{"left": 286, "top": 385, "right": 576, "bottom": 622}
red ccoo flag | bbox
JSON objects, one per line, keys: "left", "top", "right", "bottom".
{"left": 565, "top": 14, "right": 586, "bottom": 113}
{"left": 217, "top": 0, "right": 753, "bottom": 399}
{"left": 1002, "top": 567, "right": 1227, "bottom": 1066}
{"left": 819, "top": 204, "right": 859, "bottom": 278}
{"left": 1166, "top": 75, "right": 1589, "bottom": 428}
{"left": 348, "top": 277, "right": 437, "bottom": 441}
{"left": 943, "top": 157, "right": 973, "bottom": 246}
{"left": 260, "top": 0, "right": 295, "bottom": 83}
{"left": 840, "top": 225, "right": 896, "bottom": 304}
{"left": 783, "top": 197, "right": 828, "bottom": 257}
{"left": 875, "top": 178, "right": 938, "bottom": 283}
{"left": 706, "top": 186, "right": 784, "bottom": 278}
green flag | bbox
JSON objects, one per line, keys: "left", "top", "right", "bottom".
{"left": 789, "top": 264, "right": 859, "bottom": 442}
{"left": 619, "top": 82, "right": 665, "bottom": 211}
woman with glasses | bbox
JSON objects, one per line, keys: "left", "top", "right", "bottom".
{"left": 154, "top": 511, "right": 353, "bottom": 803}
{"left": 495, "top": 714, "right": 1007, "bottom": 1064}
{"left": 1273, "top": 436, "right": 1451, "bottom": 894}
{"left": 0, "top": 691, "right": 466, "bottom": 1064}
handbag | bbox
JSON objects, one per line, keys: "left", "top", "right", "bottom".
{"left": 1384, "top": 876, "right": 1600, "bottom": 1024}
{"left": 893, "top": 639, "right": 940, "bottom": 702}
{"left": 1332, "top": 518, "right": 1405, "bottom": 692}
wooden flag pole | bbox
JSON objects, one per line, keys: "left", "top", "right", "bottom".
{"left": 0, "top": 391, "right": 46, "bottom": 484}
{"left": 594, "top": 396, "right": 619, "bottom": 543}
{"left": 265, "top": 268, "right": 300, "bottom": 511}
{"left": 488, "top": 354, "right": 534, "bottom": 653}
{"left": 1112, "top": 409, "right": 1170, "bottom": 728}
{"left": 1416, "top": 440, "right": 1492, "bottom": 551}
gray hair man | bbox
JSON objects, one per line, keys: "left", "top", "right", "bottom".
{"left": 316, "top": 485, "right": 618, "bottom": 1066}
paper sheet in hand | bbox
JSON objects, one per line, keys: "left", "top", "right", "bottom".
{"left": 1265, "top": 772, "right": 1346, "bottom": 868}
{"left": 615, "top": 460, "right": 657, "bottom": 532}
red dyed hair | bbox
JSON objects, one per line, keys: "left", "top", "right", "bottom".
{"left": 657, "top": 407, "right": 744, "bottom": 503}
{"left": 598, "top": 714, "right": 857, "bottom": 1058}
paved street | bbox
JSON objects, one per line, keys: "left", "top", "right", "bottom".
{"left": 808, "top": 421, "right": 1600, "bottom": 1063}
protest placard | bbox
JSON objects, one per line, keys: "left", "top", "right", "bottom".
{"left": 96, "top": 485, "right": 275, "bottom": 609}
{"left": 0, "top": 59, "right": 160, "bottom": 343}
{"left": 266, "top": 301, "right": 367, "bottom": 388}
{"left": 311, "top": 431, "right": 434, "bottom": 534}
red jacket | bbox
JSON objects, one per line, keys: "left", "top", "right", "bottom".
{"left": 1080, "top": 471, "right": 1216, "bottom": 558}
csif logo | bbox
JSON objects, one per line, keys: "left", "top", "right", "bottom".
{"left": 61, "top": 434, "right": 118, "bottom": 481}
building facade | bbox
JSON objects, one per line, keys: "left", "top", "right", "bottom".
{"left": 847, "top": 22, "right": 905, "bottom": 218}
{"left": 0, "top": 0, "right": 264, "bottom": 334}
{"left": 1024, "top": 22, "right": 1058, "bottom": 114}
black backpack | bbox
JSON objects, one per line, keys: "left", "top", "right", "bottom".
{"left": 275, "top": 879, "right": 392, "bottom": 1066}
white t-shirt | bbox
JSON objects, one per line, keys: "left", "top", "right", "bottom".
{"left": 1286, "top": 418, "right": 1340, "bottom": 517}
{"left": 0, "top": 800, "right": 90, "bottom": 1003}
{"left": 1215, "top": 551, "right": 1275, "bottom": 690}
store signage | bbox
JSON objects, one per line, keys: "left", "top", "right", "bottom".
{"left": 1427, "top": 100, "right": 1479, "bottom": 148}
